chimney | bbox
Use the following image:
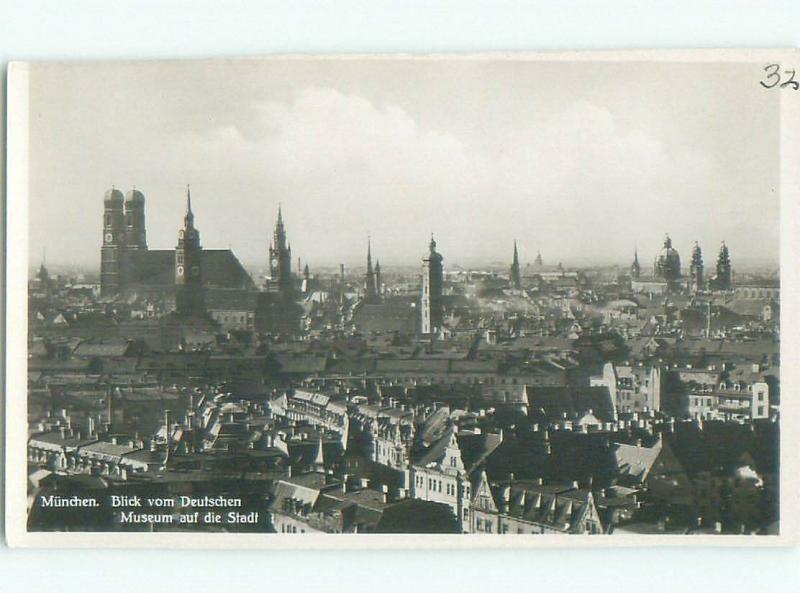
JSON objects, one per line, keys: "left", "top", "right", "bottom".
{"left": 501, "top": 485, "right": 511, "bottom": 510}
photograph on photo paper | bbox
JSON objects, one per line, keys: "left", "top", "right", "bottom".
{"left": 12, "top": 56, "right": 784, "bottom": 539}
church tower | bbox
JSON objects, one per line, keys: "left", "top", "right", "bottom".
{"left": 715, "top": 241, "right": 732, "bottom": 290}
{"left": 421, "top": 235, "right": 444, "bottom": 335}
{"left": 689, "top": 241, "right": 704, "bottom": 293}
{"left": 124, "top": 188, "right": 147, "bottom": 250}
{"left": 630, "top": 248, "right": 641, "bottom": 280}
{"left": 364, "top": 238, "right": 380, "bottom": 304}
{"left": 175, "top": 187, "right": 205, "bottom": 317}
{"left": 510, "top": 240, "right": 522, "bottom": 289}
{"left": 100, "top": 187, "right": 126, "bottom": 296}
{"left": 269, "top": 206, "right": 293, "bottom": 297}
{"left": 375, "top": 260, "right": 382, "bottom": 299}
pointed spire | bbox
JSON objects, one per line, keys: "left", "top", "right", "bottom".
{"left": 510, "top": 240, "right": 522, "bottom": 289}
{"left": 184, "top": 185, "right": 194, "bottom": 228}
{"left": 366, "top": 235, "right": 374, "bottom": 273}
{"left": 276, "top": 203, "right": 284, "bottom": 229}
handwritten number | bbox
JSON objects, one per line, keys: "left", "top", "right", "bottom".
{"left": 780, "top": 68, "right": 799, "bottom": 90}
{"left": 760, "top": 64, "right": 799, "bottom": 90}
{"left": 760, "top": 64, "right": 781, "bottom": 88}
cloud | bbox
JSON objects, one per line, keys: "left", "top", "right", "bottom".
{"left": 157, "top": 89, "right": 722, "bottom": 265}
{"left": 31, "top": 76, "right": 774, "bottom": 270}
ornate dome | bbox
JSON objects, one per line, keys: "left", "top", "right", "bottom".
{"left": 125, "top": 188, "right": 145, "bottom": 203}
{"left": 424, "top": 235, "right": 443, "bottom": 262}
{"left": 655, "top": 234, "right": 681, "bottom": 281}
{"left": 104, "top": 187, "right": 124, "bottom": 203}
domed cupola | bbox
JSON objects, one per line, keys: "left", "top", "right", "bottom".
{"left": 104, "top": 187, "right": 124, "bottom": 203}
{"left": 655, "top": 234, "right": 681, "bottom": 282}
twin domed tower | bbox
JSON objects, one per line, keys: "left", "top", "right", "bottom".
{"left": 100, "top": 187, "right": 147, "bottom": 296}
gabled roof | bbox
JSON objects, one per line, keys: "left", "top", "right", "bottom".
{"left": 128, "top": 249, "right": 254, "bottom": 289}
{"left": 526, "top": 385, "right": 615, "bottom": 422}
{"left": 613, "top": 439, "right": 662, "bottom": 484}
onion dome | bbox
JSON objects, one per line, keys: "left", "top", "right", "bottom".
{"left": 125, "top": 188, "right": 145, "bottom": 203}
{"left": 104, "top": 187, "right": 124, "bottom": 203}
{"left": 424, "top": 234, "right": 443, "bottom": 262}
{"left": 655, "top": 234, "right": 681, "bottom": 281}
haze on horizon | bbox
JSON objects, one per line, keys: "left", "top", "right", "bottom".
{"left": 26, "top": 59, "right": 780, "bottom": 272}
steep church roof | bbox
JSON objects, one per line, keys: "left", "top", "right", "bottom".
{"left": 127, "top": 249, "right": 254, "bottom": 289}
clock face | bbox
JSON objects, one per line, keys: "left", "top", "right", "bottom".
{"left": 176, "top": 265, "right": 184, "bottom": 276}
{"left": 179, "top": 229, "right": 185, "bottom": 239}
{"left": 271, "top": 258, "right": 279, "bottom": 267}
{"left": 191, "top": 266, "right": 200, "bottom": 277}
{"left": 105, "top": 232, "right": 113, "bottom": 243}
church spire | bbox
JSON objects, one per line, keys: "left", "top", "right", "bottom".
{"left": 184, "top": 185, "right": 194, "bottom": 228}
{"left": 365, "top": 235, "right": 378, "bottom": 303}
{"left": 510, "top": 240, "right": 522, "bottom": 289}
{"left": 631, "top": 246, "right": 641, "bottom": 280}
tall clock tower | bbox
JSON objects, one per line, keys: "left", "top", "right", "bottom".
{"left": 268, "top": 205, "right": 293, "bottom": 297}
{"left": 100, "top": 187, "right": 126, "bottom": 296}
{"left": 175, "top": 186, "right": 205, "bottom": 317}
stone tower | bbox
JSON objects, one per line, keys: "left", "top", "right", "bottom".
{"left": 124, "top": 188, "right": 147, "bottom": 251}
{"left": 715, "top": 241, "right": 732, "bottom": 290}
{"left": 375, "top": 260, "right": 382, "bottom": 299}
{"left": 269, "top": 206, "right": 293, "bottom": 297}
{"left": 689, "top": 241, "right": 704, "bottom": 293}
{"left": 630, "top": 248, "right": 641, "bottom": 280}
{"left": 100, "top": 187, "right": 126, "bottom": 296}
{"left": 421, "top": 235, "right": 444, "bottom": 335}
{"left": 175, "top": 187, "right": 205, "bottom": 317}
{"left": 510, "top": 240, "right": 522, "bottom": 289}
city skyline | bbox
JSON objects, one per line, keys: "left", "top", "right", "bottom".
{"left": 27, "top": 59, "right": 779, "bottom": 269}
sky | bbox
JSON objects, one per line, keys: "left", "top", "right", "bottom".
{"left": 26, "top": 58, "right": 780, "bottom": 271}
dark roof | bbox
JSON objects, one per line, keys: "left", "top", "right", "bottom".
{"left": 128, "top": 249, "right": 254, "bottom": 289}
{"left": 352, "top": 301, "right": 418, "bottom": 334}
{"left": 484, "top": 430, "right": 620, "bottom": 488}
{"left": 526, "top": 385, "right": 615, "bottom": 422}
{"left": 374, "top": 499, "right": 460, "bottom": 533}
{"left": 664, "top": 420, "right": 779, "bottom": 477}
{"left": 205, "top": 288, "right": 258, "bottom": 311}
